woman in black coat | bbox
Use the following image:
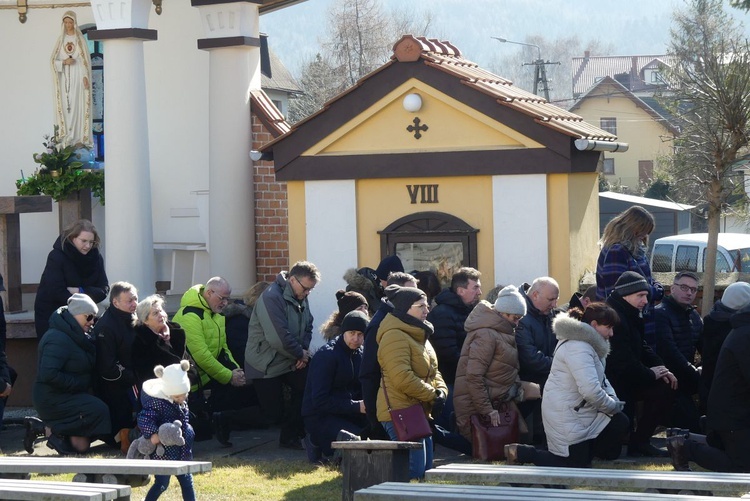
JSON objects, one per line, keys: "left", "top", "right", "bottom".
{"left": 34, "top": 219, "right": 109, "bottom": 338}
{"left": 33, "top": 294, "right": 110, "bottom": 454}
{"left": 131, "top": 295, "right": 198, "bottom": 390}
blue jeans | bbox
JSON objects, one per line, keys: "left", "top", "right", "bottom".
{"left": 145, "top": 473, "right": 195, "bottom": 501}
{"left": 381, "top": 421, "right": 433, "bottom": 480}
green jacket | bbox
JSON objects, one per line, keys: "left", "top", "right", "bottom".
{"left": 172, "top": 285, "right": 237, "bottom": 389}
{"left": 244, "top": 272, "right": 313, "bottom": 379}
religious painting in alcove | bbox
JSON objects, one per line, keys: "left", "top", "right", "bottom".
{"left": 395, "top": 242, "right": 463, "bottom": 288}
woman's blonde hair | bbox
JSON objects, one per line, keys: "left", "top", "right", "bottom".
{"left": 599, "top": 206, "right": 654, "bottom": 252}
{"left": 61, "top": 219, "right": 100, "bottom": 248}
{"left": 242, "top": 281, "right": 270, "bottom": 307}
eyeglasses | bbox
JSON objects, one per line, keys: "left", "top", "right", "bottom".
{"left": 211, "top": 291, "right": 230, "bottom": 304}
{"left": 411, "top": 303, "right": 430, "bottom": 311}
{"left": 75, "top": 236, "right": 97, "bottom": 247}
{"left": 293, "top": 276, "right": 315, "bottom": 293}
{"left": 675, "top": 284, "right": 698, "bottom": 294}
{"left": 85, "top": 314, "right": 95, "bottom": 322}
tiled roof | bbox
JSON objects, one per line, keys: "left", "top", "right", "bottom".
{"left": 261, "top": 49, "right": 303, "bottom": 95}
{"left": 399, "top": 36, "right": 616, "bottom": 141}
{"left": 250, "top": 89, "right": 291, "bottom": 137}
{"left": 572, "top": 54, "right": 676, "bottom": 97}
{"left": 262, "top": 36, "right": 618, "bottom": 153}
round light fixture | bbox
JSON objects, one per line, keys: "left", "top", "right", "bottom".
{"left": 402, "top": 93, "right": 422, "bottom": 112}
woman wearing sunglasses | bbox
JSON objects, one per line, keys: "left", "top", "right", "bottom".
{"left": 31, "top": 293, "right": 110, "bottom": 455}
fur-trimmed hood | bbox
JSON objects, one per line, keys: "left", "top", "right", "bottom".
{"left": 343, "top": 268, "right": 376, "bottom": 292}
{"left": 552, "top": 313, "right": 610, "bottom": 359}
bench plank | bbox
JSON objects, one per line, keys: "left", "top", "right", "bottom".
{"left": 0, "top": 479, "right": 130, "bottom": 501}
{"left": 425, "top": 464, "right": 750, "bottom": 495}
{"left": 354, "top": 482, "right": 741, "bottom": 501}
{"left": 0, "top": 457, "right": 211, "bottom": 477}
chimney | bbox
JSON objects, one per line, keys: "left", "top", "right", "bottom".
{"left": 584, "top": 50, "right": 590, "bottom": 59}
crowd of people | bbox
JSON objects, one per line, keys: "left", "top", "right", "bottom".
{"left": 2, "top": 206, "right": 748, "bottom": 492}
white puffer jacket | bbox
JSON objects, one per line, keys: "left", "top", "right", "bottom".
{"left": 541, "top": 313, "right": 620, "bottom": 457}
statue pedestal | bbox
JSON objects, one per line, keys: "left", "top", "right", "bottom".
{"left": 58, "top": 188, "right": 92, "bottom": 234}
{"left": 0, "top": 196, "right": 53, "bottom": 312}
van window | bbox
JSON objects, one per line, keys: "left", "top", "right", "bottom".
{"left": 652, "top": 244, "right": 673, "bottom": 272}
{"left": 703, "top": 249, "right": 732, "bottom": 273}
{"left": 726, "top": 248, "right": 750, "bottom": 272}
{"left": 675, "top": 245, "right": 699, "bottom": 272}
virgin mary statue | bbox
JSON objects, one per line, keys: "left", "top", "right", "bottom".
{"left": 51, "top": 11, "right": 93, "bottom": 149}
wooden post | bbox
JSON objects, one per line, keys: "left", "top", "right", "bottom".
{"left": 58, "top": 188, "right": 92, "bottom": 234}
{"left": 0, "top": 196, "right": 52, "bottom": 312}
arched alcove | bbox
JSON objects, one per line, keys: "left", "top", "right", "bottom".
{"left": 379, "top": 211, "right": 478, "bottom": 285}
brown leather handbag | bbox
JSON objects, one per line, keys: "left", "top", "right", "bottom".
{"left": 470, "top": 401, "right": 519, "bottom": 460}
{"left": 382, "top": 376, "right": 432, "bottom": 441}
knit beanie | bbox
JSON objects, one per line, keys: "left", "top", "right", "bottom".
{"left": 143, "top": 360, "right": 191, "bottom": 398}
{"left": 375, "top": 255, "right": 404, "bottom": 282}
{"left": 613, "top": 271, "right": 650, "bottom": 297}
{"left": 494, "top": 285, "right": 527, "bottom": 316}
{"left": 384, "top": 284, "right": 426, "bottom": 314}
{"left": 67, "top": 293, "right": 98, "bottom": 316}
{"left": 340, "top": 310, "right": 370, "bottom": 334}
{"left": 721, "top": 282, "right": 750, "bottom": 311}
{"left": 336, "top": 290, "right": 367, "bottom": 316}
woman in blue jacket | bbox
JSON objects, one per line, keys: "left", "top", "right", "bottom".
{"left": 301, "top": 311, "right": 369, "bottom": 462}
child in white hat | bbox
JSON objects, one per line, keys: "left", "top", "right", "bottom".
{"left": 138, "top": 361, "right": 196, "bottom": 501}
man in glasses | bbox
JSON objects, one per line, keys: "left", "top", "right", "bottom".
{"left": 245, "top": 261, "right": 320, "bottom": 450}
{"left": 174, "top": 276, "right": 264, "bottom": 447}
{"left": 655, "top": 271, "right": 703, "bottom": 433}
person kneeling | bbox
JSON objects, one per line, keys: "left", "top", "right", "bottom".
{"left": 506, "top": 304, "right": 629, "bottom": 467}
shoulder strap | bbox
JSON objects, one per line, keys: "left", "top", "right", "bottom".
{"left": 181, "top": 306, "right": 205, "bottom": 320}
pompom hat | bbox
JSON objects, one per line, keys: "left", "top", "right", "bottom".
{"left": 143, "top": 360, "right": 191, "bottom": 398}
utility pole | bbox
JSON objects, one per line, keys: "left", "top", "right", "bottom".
{"left": 492, "top": 36, "right": 560, "bottom": 102}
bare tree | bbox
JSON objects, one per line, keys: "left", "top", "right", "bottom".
{"left": 325, "top": 0, "right": 393, "bottom": 87}
{"left": 663, "top": 0, "right": 750, "bottom": 312}
{"left": 290, "top": 0, "right": 437, "bottom": 123}
{"left": 288, "top": 53, "right": 343, "bottom": 124}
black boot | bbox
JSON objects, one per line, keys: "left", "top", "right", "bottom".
{"left": 212, "top": 412, "right": 232, "bottom": 448}
{"left": 23, "top": 416, "right": 45, "bottom": 454}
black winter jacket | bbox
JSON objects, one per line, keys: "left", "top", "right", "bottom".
{"left": 605, "top": 292, "right": 663, "bottom": 401}
{"left": 701, "top": 301, "right": 734, "bottom": 398}
{"left": 34, "top": 237, "right": 109, "bottom": 338}
{"left": 515, "top": 284, "right": 556, "bottom": 386}
{"left": 706, "top": 309, "right": 750, "bottom": 432}
{"left": 131, "top": 322, "right": 199, "bottom": 390}
{"left": 426, "top": 288, "right": 473, "bottom": 385}
{"left": 359, "top": 299, "right": 391, "bottom": 425}
{"left": 655, "top": 295, "right": 702, "bottom": 392}
{"left": 94, "top": 306, "right": 136, "bottom": 388}
{"left": 302, "top": 335, "right": 363, "bottom": 418}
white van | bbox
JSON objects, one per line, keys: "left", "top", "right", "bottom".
{"left": 651, "top": 233, "right": 750, "bottom": 273}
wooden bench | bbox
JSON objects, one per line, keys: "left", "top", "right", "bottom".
{"left": 331, "top": 440, "right": 422, "bottom": 501}
{"left": 425, "top": 464, "right": 750, "bottom": 497}
{"left": 0, "top": 457, "right": 211, "bottom": 488}
{"left": 353, "top": 482, "right": 743, "bottom": 500}
{"left": 0, "top": 478, "right": 130, "bottom": 500}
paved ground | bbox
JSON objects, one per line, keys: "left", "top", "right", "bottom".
{"left": 0, "top": 407, "right": 667, "bottom": 470}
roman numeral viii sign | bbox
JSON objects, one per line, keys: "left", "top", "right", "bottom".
{"left": 407, "top": 184, "right": 439, "bottom": 204}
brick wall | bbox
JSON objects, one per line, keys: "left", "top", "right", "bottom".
{"left": 252, "top": 114, "right": 289, "bottom": 283}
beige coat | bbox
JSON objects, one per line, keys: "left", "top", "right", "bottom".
{"left": 376, "top": 313, "right": 447, "bottom": 422}
{"left": 453, "top": 301, "right": 523, "bottom": 441}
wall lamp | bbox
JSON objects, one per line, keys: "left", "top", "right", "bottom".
{"left": 403, "top": 93, "right": 422, "bottom": 113}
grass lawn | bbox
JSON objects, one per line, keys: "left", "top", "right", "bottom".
{"left": 34, "top": 458, "right": 342, "bottom": 500}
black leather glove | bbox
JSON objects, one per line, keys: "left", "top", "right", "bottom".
{"left": 432, "top": 389, "right": 447, "bottom": 416}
